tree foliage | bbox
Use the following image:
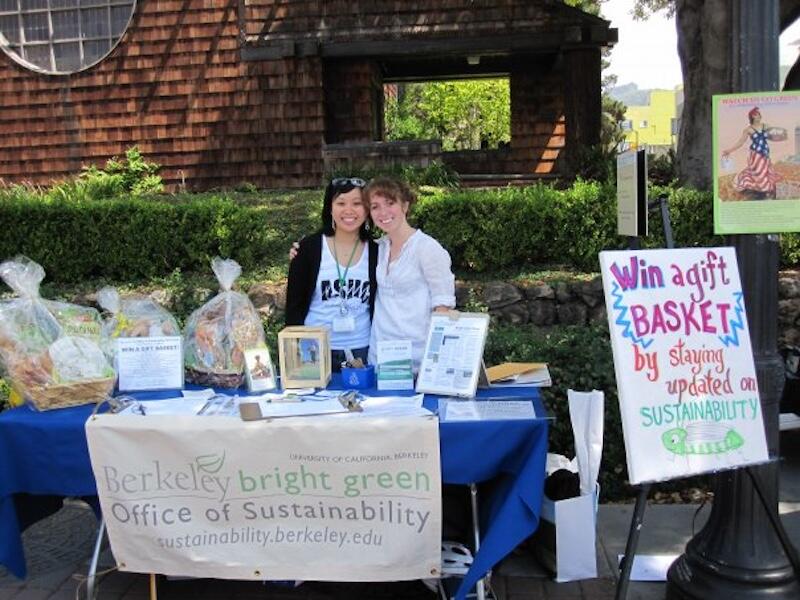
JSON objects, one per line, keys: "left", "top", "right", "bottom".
{"left": 385, "top": 79, "right": 511, "bottom": 151}
{"left": 632, "top": 0, "right": 675, "bottom": 19}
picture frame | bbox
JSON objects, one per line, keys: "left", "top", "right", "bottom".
{"left": 243, "top": 347, "right": 276, "bottom": 392}
{"left": 277, "top": 326, "right": 331, "bottom": 389}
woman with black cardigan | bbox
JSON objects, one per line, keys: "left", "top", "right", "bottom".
{"left": 285, "top": 178, "right": 378, "bottom": 370}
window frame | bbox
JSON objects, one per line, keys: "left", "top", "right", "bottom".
{"left": 0, "top": 0, "right": 136, "bottom": 75}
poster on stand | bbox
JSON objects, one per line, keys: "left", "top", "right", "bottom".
{"left": 713, "top": 91, "right": 800, "bottom": 234}
{"left": 617, "top": 149, "right": 648, "bottom": 237}
{"left": 599, "top": 248, "right": 768, "bottom": 484}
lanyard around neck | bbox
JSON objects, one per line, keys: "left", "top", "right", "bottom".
{"left": 333, "top": 238, "right": 360, "bottom": 292}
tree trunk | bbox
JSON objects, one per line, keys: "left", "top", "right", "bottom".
{"left": 675, "top": 0, "right": 732, "bottom": 190}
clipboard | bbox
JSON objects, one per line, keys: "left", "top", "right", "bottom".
{"left": 238, "top": 392, "right": 363, "bottom": 421}
{"left": 415, "top": 311, "right": 490, "bottom": 398}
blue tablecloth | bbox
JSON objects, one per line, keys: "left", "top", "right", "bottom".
{"left": 0, "top": 382, "right": 548, "bottom": 599}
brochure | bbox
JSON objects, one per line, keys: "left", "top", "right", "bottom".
{"left": 376, "top": 340, "right": 414, "bottom": 390}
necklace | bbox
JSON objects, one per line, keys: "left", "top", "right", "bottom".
{"left": 333, "top": 237, "right": 360, "bottom": 315}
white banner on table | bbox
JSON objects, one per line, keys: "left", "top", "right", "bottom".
{"left": 599, "top": 248, "right": 768, "bottom": 484}
{"left": 86, "top": 415, "right": 441, "bottom": 580}
{"left": 116, "top": 336, "right": 184, "bottom": 391}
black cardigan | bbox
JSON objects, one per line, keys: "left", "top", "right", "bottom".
{"left": 285, "top": 233, "right": 378, "bottom": 326}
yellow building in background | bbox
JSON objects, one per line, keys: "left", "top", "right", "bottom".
{"left": 623, "top": 88, "right": 681, "bottom": 152}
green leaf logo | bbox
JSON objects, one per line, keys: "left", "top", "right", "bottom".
{"left": 195, "top": 451, "right": 226, "bottom": 474}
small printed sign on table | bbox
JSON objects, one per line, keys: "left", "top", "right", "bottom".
{"left": 116, "top": 336, "right": 183, "bottom": 392}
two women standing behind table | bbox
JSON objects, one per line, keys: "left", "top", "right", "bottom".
{"left": 285, "top": 177, "right": 377, "bottom": 370}
{"left": 285, "top": 176, "right": 455, "bottom": 371}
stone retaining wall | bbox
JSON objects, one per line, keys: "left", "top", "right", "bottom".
{"left": 246, "top": 269, "right": 800, "bottom": 346}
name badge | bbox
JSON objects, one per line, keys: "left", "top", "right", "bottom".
{"left": 332, "top": 315, "right": 356, "bottom": 332}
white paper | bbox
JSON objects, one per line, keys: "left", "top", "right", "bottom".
{"left": 254, "top": 398, "right": 348, "bottom": 418}
{"left": 116, "top": 336, "right": 184, "bottom": 392}
{"left": 440, "top": 399, "right": 536, "bottom": 421}
{"left": 554, "top": 493, "right": 597, "bottom": 582}
{"left": 416, "top": 313, "right": 489, "bottom": 397}
{"left": 182, "top": 389, "right": 216, "bottom": 400}
{"left": 197, "top": 395, "right": 240, "bottom": 417}
{"left": 617, "top": 554, "right": 677, "bottom": 581}
{"left": 358, "top": 394, "right": 432, "bottom": 418}
{"left": 119, "top": 398, "right": 207, "bottom": 416}
{"left": 568, "top": 389, "right": 605, "bottom": 496}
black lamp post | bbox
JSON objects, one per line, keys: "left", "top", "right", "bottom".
{"left": 666, "top": 1, "right": 799, "bottom": 597}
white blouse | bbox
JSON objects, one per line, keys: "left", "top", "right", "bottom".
{"left": 368, "top": 230, "right": 456, "bottom": 369}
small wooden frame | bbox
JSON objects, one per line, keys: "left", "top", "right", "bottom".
{"left": 277, "top": 326, "right": 331, "bottom": 389}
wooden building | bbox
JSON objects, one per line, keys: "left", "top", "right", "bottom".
{"left": 0, "top": 1, "right": 616, "bottom": 189}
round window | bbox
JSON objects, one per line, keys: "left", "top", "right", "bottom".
{"left": 0, "top": 0, "right": 136, "bottom": 75}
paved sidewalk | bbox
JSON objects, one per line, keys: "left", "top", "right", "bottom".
{"left": 2, "top": 429, "right": 798, "bottom": 600}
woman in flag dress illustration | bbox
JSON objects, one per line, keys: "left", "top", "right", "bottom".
{"left": 721, "top": 107, "right": 786, "bottom": 199}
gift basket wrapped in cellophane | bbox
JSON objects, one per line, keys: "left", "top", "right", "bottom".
{"left": 183, "top": 257, "right": 265, "bottom": 388}
{"left": 0, "top": 256, "right": 115, "bottom": 410}
{"left": 98, "top": 286, "right": 180, "bottom": 359}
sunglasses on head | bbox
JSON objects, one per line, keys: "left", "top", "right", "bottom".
{"left": 331, "top": 177, "right": 366, "bottom": 189}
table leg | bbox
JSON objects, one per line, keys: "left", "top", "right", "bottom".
{"left": 149, "top": 573, "right": 158, "bottom": 600}
{"left": 469, "top": 484, "right": 487, "bottom": 600}
{"left": 86, "top": 519, "right": 106, "bottom": 600}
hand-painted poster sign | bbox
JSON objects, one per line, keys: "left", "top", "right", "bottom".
{"left": 599, "top": 248, "right": 768, "bottom": 484}
{"left": 86, "top": 415, "right": 441, "bottom": 581}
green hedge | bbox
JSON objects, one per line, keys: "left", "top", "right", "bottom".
{"left": 0, "top": 192, "right": 319, "bottom": 282}
{"left": 4, "top": 181, "right": 800, "bottom": 283}
{"left": 414, "top": 182, "right": 800, "bottom": 271}
{"left": 413, "top": 181, "right": 621, "bottom": 272}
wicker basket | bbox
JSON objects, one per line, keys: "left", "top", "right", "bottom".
{"left": 185, "top": 366, "right": 244, "bottom": 389}
{"left": 20, "top": 377, "right": 116, "bottom": 411}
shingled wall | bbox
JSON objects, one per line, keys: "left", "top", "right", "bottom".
{"left": 0, "top": 0, "right": 326, "bottom": 189}
{"left": 244, "top": 0, "right": 583, "bottom": 43}
{"left": 0, "top": 0, "right": 611, "bottom": 189}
